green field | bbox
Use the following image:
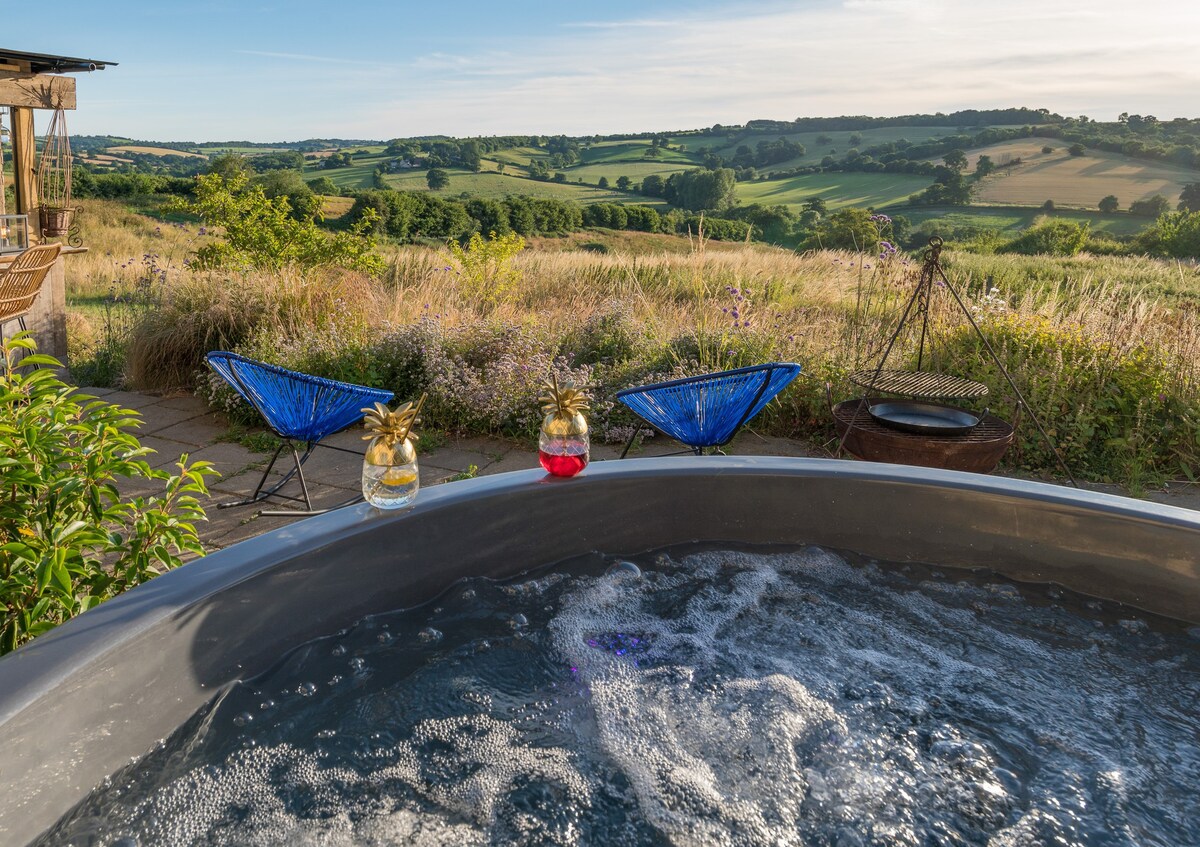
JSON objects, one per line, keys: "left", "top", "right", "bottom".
{"left": 676, "top": 126, "right": 974, "bottom": 169}
{"left": 577, "top": 141, "right": 695, "bottom": 165}
{"left": 566, "top": 161, "right": 696, "bottom": 183}
{"left": 897, "top": 205, "right": 1150, "bottom": 237}
{"left": 379, "top": 168, "right": 630, "bottom": 203}
{"left": 736, "top": 172, "right": 932, "bottom": 210}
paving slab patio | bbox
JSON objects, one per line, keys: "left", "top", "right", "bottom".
{"left": 96, "top": 389, "right": 1197, "bottom": 554}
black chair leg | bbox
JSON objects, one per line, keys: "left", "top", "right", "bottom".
{"left": 619, "top": 428, "right": 641, "bottom": 459}
{"left": 218, "top": 439, "right": 323, "bottom": 512}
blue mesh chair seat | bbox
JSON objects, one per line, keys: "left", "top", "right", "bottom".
{"left": 206, "top": 352, "right": 393, "bottom": 515}
{"left": 616, "top": 362, "right": 802, "bottom": 457}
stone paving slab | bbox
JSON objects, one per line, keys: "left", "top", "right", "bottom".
{"left": 79, "top": 388, "right": 1199, "bottom": 556}
{"left": 136, "top": 435, "right": 202, "bottom": 469}
{"left": 143, "top": 414, "right": 229, "bottom": 449}
{"left": 152, "top": 393, "right": 211, "bottom": 413}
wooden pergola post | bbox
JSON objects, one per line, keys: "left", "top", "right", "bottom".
{"left": 9, "top": 106, "right": 38, "bottom": 233}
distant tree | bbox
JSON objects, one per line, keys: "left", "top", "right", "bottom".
{"left": 207, "top": 153, "right": 248, "bottom": 181}
{"left": 644, "top": 147, "right": 661, "bottom": 159}
{"left": 1129, "top": 194, "right": 1171, "bottom": 217}
{"left": 816, "top": 134, "right": 833, "bottom": 145}
{"left": 802, "top": 197, "right": 828, "bottom": 216}
{"left": 597, "top": 176, "right": 609, "bottom": 189}
{"left": 1179, "top": 182, "right": 1200, "bottom": 212}
{"left": 1098, "top": 194, "right": 1120, "bottom": 213}
{"left": 305, "top": 176, "right": 339, "bottom": 196}
{"left": 616, "top": 175, "right": 632, "bottom": 191}
{"left": 943, "top": 149, "right": 968, "bottom": 173}
{"left": 1041, "top": 145, "right": 1054, "bottom": 154}
{"left": 848, "top": 133, "right": 863, "bottom": 147}
{"left": 426, "top": 168, "right": 450, "bottom": 190}
{"left": 1042, "top": 199, "right": 1056, "bottom": 212}
{"left": 1068, "top": 143, "right": 1086, "bottom": 156}
{"left": 820, "top": 155, "right": 836, "bottom": 168}
{"left": 496, "top": 162, "right": 505, "bottom": 173}
{"left": 253, "top": 169, "right": 319, "bottom": 220}
{"left": 669, "top": 167, "right": 737, "bottom": 211}
{"left": 321, "top": 151, "right": 353, "bottom": 169}
{"left": 974, "top": 155, "right": 995, "bottom": 178}
{"left": 640, "top": 174, "right": 666, "bottom": 197}
{"left": 553, "top": 172, "right": 567, "bottom": 182}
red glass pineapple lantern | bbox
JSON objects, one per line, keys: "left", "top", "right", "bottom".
{"left": 538, "top": 375, "right": 590, "bottom": 477}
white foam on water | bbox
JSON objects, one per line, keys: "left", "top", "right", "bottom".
{"left": 38, "top": 547, "right": 1200, "bottom": 846}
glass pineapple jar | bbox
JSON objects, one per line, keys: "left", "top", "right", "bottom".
{"left": 361, "top": 395, "right": 424, "bottom": 509}
{"left": 538, "top": 376, "right": 590, "bottom": 477}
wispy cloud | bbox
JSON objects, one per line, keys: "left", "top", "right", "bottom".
{"left": 72, "top": 0, "right": 1200, "bottom": 140}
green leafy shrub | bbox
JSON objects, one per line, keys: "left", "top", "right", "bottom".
{"left": 0, "top": 337, "right": 218, "bottom": 653}
{"left": 998, "top": 218, "right": 1090, "bottom": 256}
{"left": 447, "top": 231, "right": 526, "bottom": 307}
{"left": 169, "top": 171, "right": 384, "bottom": 274}
{"left": 936, "top": 314, "right": 1199, "bottom": 484}
{"left": 1133, "top": 210, "right": 1200, "bottom": 259}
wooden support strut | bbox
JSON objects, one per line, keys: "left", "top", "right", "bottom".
{"left": 9, "top": 107, "right": 37, "bottom": 225}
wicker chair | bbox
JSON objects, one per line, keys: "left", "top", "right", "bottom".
{"left": 206, "top": 352, "right": 394, "bottom": 516}
{"left": 616, "top": 362, "right": 802, "bottom": 457}
{"left": 0, "top": 243, "right": 61, "bottom": 341}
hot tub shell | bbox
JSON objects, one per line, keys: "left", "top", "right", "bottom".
{"left": 0, "top": 457, "right": 1197, "bottom": 844}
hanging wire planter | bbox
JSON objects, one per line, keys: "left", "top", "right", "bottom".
{"left": 36, "top": 107, "right": 74, "bottom": 238}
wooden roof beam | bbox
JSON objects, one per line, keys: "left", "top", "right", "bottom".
{"left": 0, "top": 72, "right": 75, "bottom": 110}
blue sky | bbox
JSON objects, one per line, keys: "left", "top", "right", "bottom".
{"left": 11, "top": 0, "right": 1200, "bottom": 141}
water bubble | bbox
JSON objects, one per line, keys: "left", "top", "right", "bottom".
{"left": 377, "top": 632, "right": 394, "bottom": 645}
{"left": 349, "top": 658, "right": 366, "bottom": 673}
{"left": 418, "top": 627, "right": 443, "bottom": 643}
{"left": 462, "top": 588, "right": 477, "bottom": 599}
{"left": 1119, "top": 619, "right": 1148, "bottom": 634}
{"left": 259, "top": 699, "right": 276, "bottom": 711}
{"left": 330, "top": 644, "right": 347, "bottom": 657}
{"left": 605, "top": 560, "right": 642, "bottom": 580}
{"left": 315, "top": 728, "right": 337, "bottom": 739}
{"left": 298, "top": 682, "right": 318, "bottom": 697}
{"left": 510, "top": 613, "right": 529, "bottom": 629}
{"left": 232, "top": 712, "right": 254, "bottom": 728}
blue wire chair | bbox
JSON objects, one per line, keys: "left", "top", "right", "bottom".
{"left": 205, "top": 352, "right": 393, "bottom": 516}
{"left": 615, "top": 362, "right": 802, "bottom": 457}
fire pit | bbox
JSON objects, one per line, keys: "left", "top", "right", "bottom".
{"left": 833, "top": 397, "right": 1014, "bottom": 473}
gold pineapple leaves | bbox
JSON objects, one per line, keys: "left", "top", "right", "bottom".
{"left": 539, "top": 373, "right": 591, "bottom": 418}
{"left": 362, "top": 393, "right": 426, "bottom": 445}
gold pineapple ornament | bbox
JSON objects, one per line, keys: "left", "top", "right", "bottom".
{"left": 361, "top": 394, "right": 425, "bottom": 509}
{"left": 538, "top": 375, "right": 590, "bottom": 477}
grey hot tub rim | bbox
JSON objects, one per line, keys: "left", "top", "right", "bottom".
{"left": 1, "top": 457, "right": 1198, "bottom": 846}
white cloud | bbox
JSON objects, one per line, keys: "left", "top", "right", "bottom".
{"left": 350, "top": 0, "right": 1199, "bottom": 138}
{"left": 72, "top": 0, "right": 1200, "bottom": 139}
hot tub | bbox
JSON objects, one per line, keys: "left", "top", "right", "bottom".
{"left": 1, "top": 457, "right": 1197, "bottom": 844}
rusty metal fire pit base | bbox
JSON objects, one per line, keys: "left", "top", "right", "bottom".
{"left": 834, "top": 398, "right": 1014, "bottom": 473}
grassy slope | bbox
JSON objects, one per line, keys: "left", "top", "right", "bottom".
{"left": 974, "top": 146, "right": 1199, "bottom": 208}
{"left": 897, "top": 205, "right": 1150, "bottom": 237}
{"left": 737, "top": 172, "right": 931, "bottom": 210}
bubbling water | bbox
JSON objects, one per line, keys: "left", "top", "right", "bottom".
{"left": 38, "top": 548, "right": 1200, "bottom": 846}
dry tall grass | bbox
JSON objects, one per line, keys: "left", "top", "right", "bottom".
{"left": 63, "top": 200, "right": 1200, "bottom": 482}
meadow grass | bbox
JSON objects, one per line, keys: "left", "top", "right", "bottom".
{"left": 63, "top": 200, "right": 1200, "bottom": 487}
